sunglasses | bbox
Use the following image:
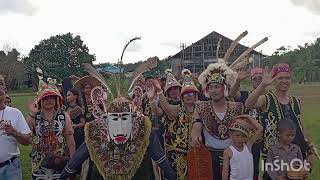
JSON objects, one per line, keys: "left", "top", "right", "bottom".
{"left": 183, "top": 92, "right": 196, "bottom": 97}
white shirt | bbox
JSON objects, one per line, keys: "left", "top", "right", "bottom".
{"left": 0, "top": 106, "right": 31, "bottom": 162}
{"left": 229, "top": 144, "right": 254, "bottom": 180}
{"left": 204, "top": 112, "right": 232, "bottom": 149}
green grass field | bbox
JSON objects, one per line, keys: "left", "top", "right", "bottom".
{"left": 10, "top": 84, "right": 320, "bottom": 179}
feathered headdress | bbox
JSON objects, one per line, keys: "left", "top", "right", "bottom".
{"left": 198, "top": 59, "right": 237, "bottom": 87}
{"left": 198, "top": 31, "right": 268, "bottom": 96}
{"left": 181, "top": 69, "right": 199, "bottom": 96}
{"left": 164, "top": 69, "right": 182, "bottom": 94}
{"left": 128, "top": 57, "right": 158, "bottom": 93}
{"left": 83, "top": 37, "right": 157, "bottom": 180}
{"left": 83, "top": 37, "right": 157, "bottom": 104}
{"left": 35, "top": 68, "right": 63, "bottom": 107}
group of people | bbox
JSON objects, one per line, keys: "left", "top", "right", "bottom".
{"left": 0, "top": 59, "right": 318, "bottom": 180}
{"left": 0, "top": 55, "right": 319, "bottom": 180}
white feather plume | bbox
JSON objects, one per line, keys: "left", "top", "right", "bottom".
{"left": 83, "top": 63, "right": 113, "bottom": 98}
{"left": 181, "top": 69, "right": 191, "bottom": 76}
{"left": 198, "top": 61, "right": 237, "bottom": 88}
{"left": 165, "top": 69, "right": 172, "bottom": 75}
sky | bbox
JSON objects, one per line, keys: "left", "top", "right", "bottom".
{"left": 0, "top": 0, "right": 320, "bottom": 64}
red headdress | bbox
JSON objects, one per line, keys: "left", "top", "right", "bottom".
{"left": 272, "top": 63, "right": 291, "bottom": 78}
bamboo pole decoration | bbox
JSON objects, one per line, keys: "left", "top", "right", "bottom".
{"left": 232, "top": 56, "right": 253, "bottom": 70}
{"left": 224, "top": 30, "right": 248, "bottom": 62}
{"left": 216, "top": 38, "right": 222, "bottom": 59}
{"left": 127, "top": 57, "right": 158, "bottom": 93}
{"left": 117, "top": 37, "right": 141, "bottom": 97}
{"left": 230, "top": 36, "right": 268, "bottom": 69}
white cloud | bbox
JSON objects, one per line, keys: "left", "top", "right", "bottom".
{"left": 126, "top": 43, "right": 143, "bottom": 52}
{"left": 290, "top": 0, "right": 320, "bottom": 15}
{"left": 1, "top": 0, "right": 320, "bottom": 64}
{"left": 304, "top": 30, "right": 320, "bottom": 37}
{"left": 160, "top": 42, "right": 180, "bottom": 49}
{"left": 0, "top": 0, "right": 37, "bottom": 15}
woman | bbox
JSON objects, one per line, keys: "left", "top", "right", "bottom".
{"left": 27, "top": 80, "right": 76, "bottom": 180}
{"left": 74, "top": 76, "right": 101, "bottom": 123}
{"left": 73, "top": 76, "right": 102, "bottom": 178}
{"left": 66, "top": 88, "right": 85, "bottom": 149}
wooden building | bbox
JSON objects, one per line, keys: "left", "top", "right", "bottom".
{"left": 169, "top": 31, "right": 263, "bottom": 74}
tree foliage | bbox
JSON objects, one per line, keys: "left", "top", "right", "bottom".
{"left": 262, "top": 38, "right": 320, "bottom": 83}
{"left": 0, "top": 48, "right": 28, "bottom": 90}
{"left": 121, "top": 57, "right": 171, "bottom": 77}
{"left": 23, "top": 33, "right": 95, "bottom": 82}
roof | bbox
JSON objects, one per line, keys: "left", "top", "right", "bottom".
{"left": 170, "top": 31, "right": 265, "bottom": 60}
{"left": 97, "top": 65, "right": 125, "bottom": 74}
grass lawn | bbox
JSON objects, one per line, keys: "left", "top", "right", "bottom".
{"left": 11, "top": 94, "right": 33, "bottom": 179}
{"left": 10, "top": 84, "right": 320, "bottom": 179}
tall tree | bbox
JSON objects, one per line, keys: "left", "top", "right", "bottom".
{"left": 0, "top": 48, "right": 27, "bottom": 90}
{"left": 24, "top": 33, "right": 95, "bottom": 81}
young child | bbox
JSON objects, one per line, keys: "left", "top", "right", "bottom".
{"left": 266, "top": 118, "right": 305, "bottom": 180}
{"left": 222, "top": 115, "right": 263, "bottom": 180}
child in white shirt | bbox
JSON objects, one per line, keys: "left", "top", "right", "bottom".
{"left": 222, "top": 115, "right": 263, "bottom": 180}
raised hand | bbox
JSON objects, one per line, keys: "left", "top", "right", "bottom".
{"left": 146, "top": 86, "right": 156, "bottom": 100}
{"left": 261, "top": 66, "right": 275, "bottom": 87}
{"left": 152, "top": 79, "right": 162, "bottom": 93}
{"left": 27, "top": 99, "right": 38, "bottom": 114}
{"left": 145, "top": 57, "right": 158, "bottom": 70}
{"left": 237, "top": 68, "right": 250, "bottom": 81}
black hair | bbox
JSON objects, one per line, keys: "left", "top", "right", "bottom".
{"left": 5, "top": 96, "right": 11, "bottom": 103}
{"left": 160, "top": 77, "right": 166, "bottom": 81}
{"left": 277, "top": 118, "right": 296, "bottom": 133}
{"left": 68, "top": 88, "right": 81, "bottom": 106}
{"left": 62, "top": 77, "right": 73, "bottom": 103}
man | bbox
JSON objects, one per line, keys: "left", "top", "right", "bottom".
{"left": 245, "top": 63, "right": 318, "bottom": 179}
{"left": 142, "top": 73, "right": 181, "bottom": 179}
{"left": 191, "top": 63, "right": 244, "bottom": 180}
{"left": 0, "top": 84, "right": 32, "bottom": 180}
{"left": 229, "top": 67, "right": 264, "bottom": 180}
